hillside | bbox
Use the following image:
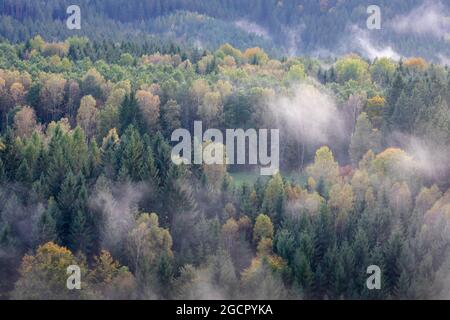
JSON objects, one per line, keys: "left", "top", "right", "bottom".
{"left": 0, "top": 0, "right": 449, "bottom": 61}
{"left": 0, "top": 0, "right": 449, "bottom": 301}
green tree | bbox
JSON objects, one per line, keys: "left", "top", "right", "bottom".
{"left": 253, "top": 214, "right": 274, "bottom": 244}
{"left": 36, "top": 201, "right": 58, "bottom": 244}
{"left": 350, "top": 112, "right": 381, "bottom": 165}
{"left": 11, "top": 242, "right": 87, "bottom": 300}
{"left": 261, "top": 173, "right": 285, "bottom": 224}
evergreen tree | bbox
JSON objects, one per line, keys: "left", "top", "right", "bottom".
{"left": 37, "top": 202, "right": 58, "bottom": 244}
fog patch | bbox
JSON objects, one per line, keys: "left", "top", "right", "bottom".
{"left": 234, "top": 19, "right": 271, "bottom": 40}
{"left": 90, "top": 180, "right": 150, "bottom": 253}
{"left": 350, "top": 26, "right": 402, "bottom": 60}
{"left": 389, "top": 1, "right": 450, "bottom": 38}
{"left": 270, "top": 84, "right": 344, "bottom": 145}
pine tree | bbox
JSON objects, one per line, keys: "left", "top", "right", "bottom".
{"left": 46, "top": 125, "right": 70, "bottom": 194}
{"left": 156, "top": 252, "right": 174, "bottom": 299}
{"left": 350, "top": 113, "right": 380, "bottom": 165}
{"left": 56, "top": 171, "right": 77, "bottom": 246}
{"left": 383, "top": 72, "right": 404, "bottom": 132}
{"left": 142, "top": 135, "right": 159, "bottom": 186}
{"left": 119, "top": 94, "right": 145, "bottom": 134}
{"left": 117, "top": 125, "right": 146, "bottom": 181}
{"left": 261, "top": 173, "right": 285, "bottom": 225}
{"left": 383, "top": 233, "right": 403, "bottom": 298}
{"left": 0, "top": 158, "right": 6, "bottom": 183}
{"left": 37, "top": 202, "right": 58, "bottom": 244}
{"left": 293, "top": 249, "right": 313, "bottom": 297}
{"left": 69, "top": 210, "right": 89, "bottom": 254}
{"left": 15, "top": 159, "right": 32, "bottom": 184}
{"left": 152, "top": 132, "right": 172, "bottom": 186}
{"left": 313, "top": 204, "right": 334, "bottom": 267}
{"left": 211, "top": 249, "right": 238, "bottom": 299}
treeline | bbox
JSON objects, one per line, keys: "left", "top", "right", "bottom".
{"left": 0, "top": 0, "right": 448, "bottom": 61}
{"left": 0, "top": 37, "right": 449, "bottom": 299}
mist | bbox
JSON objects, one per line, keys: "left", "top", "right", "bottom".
{"left": 234, "top": 19, "right": 271, "bottom": 40}
{"left": 270, "top": 84, "right": 344, "bottom": 145}
{"left": 353, "top": 27, "right": 401, "bottom": 61}
{"left": 89, "top": 180, "right": 150, "bottom": 254}
{"left": 390, "top": 1, "right": 450, "bottom": 38}
{"left": 389, "top": 132, "right": 450, "bottom": 182}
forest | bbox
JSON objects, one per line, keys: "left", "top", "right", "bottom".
{"left": 1, "top": 0, "right": 449, "bottom": 61}
{"left": 0, "top": 0, "right": 449, "bottom": 300}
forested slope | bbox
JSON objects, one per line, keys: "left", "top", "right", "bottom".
{"left": 0, "top": 32, "right": 449, "bottom": 299}
{"left": 0, "top": 0, "right": 449, "bottom": 61}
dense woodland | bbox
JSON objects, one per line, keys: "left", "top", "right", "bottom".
{"left": 0, "top": 0, "right": 449, "bottom": 61}
{"left": 0, "top": 1, "right": 450, "bottom": 300}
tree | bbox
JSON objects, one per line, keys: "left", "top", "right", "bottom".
{"left": 404, "top": 57, "right": 427, "bottom": 71}
{"left": 261, "top": 173, "right": 285, "bottom": 224}
{"left": 198, "top": 91, "right": 223, "bottom": 127}
{"left": 328, "top": 182, "right": 354, "bottom": 227}
{"left": 221, "top": 218, "right": 239, "bottom": 253}
{"left": 81, "top": 68, "right": 105, "bottom": 99}
{"left": 97, "top": 103, "right": 120, "bottom": 142}
{"left": 240, "top": 258, "right": 287, "bottom": 299}
{"left": 370, "top": 58, "right": 395, "bottom": 86}
{"left": 119, "top": 94, "right": 145, "bottom": 133}
{"left": 383, "top": 233, "right": 403, "bottom": 297}
{"left": 312, "top": 204, "right": 334, "bottom": 267}
{"left": 211, "top": 250, "right": 238, "bottom": 299}
{"left": 136, "top": 90, "right": 160, "bottom": 131}
{"left": 390, "top": 88, "right": 422, "bottom": 134}
{"left": 253, "top": 214, "right": 274, "bottom": 244}
{"left": 88, "top": 250, "right": 136, "bottom": 299}
{"left": 293, "top": 247, "right": 314, "bottom": 297}
{"left": 106, "top": 88, "right": 127, "bottom": 108}
{"left": 190, "top": 79, "right": 209, "bottom": 107}
{"left": 349, "top": 112, "right": 381, "bottom": 165}
{"left": 12, "top": 242, "right": 87, "bottom": 299}
{"left": 243, "top": 47, "right": 269, "bottom": 65}
{"left": 36, "top": 199, "right": 58, "bottom": 244}
{"left": 173, "top": 264, "right": 199, "bottom": 299}
{"left": 274, "top": 229, "right": 296, "bottom": 263}
{"left": 306, "top": 146, "right": 339, "bottom": 188}
{"left": 56, "top": 171, "right": 90, "bottom": 251}
{"left": 161, "top": 99, "right": 181, "bottom": 137}
{"left": 372, "top": 148, "right": 413, "bottom": 180}
{"left": 116, "top": 125, "right": 148, "bottom": 181}
{"left": 366, "top": 96, "right": 385, "bottom": 128}
{"left": 76, "top": 95, "right": 97, "bottom": 138}
{"left": 39, "top": 74, "right": 67, "bottom": 120}
{"left": 335, "top": 55, "right": 369, "bottom": 83}
{"left": 13, "top": 106, "right": 38, "bottom": 138}
{"left": 384, "top": 72, "right": 404, "bottom": 130}
{"left": 66, "top": 80, "right": 81, "bottom": 119}
{"left": 284, "top": 64, "right": 306, "bottom": 84}
{"left": 10, "top": 82, "right": 25, "bottom": 105}
{"left": 15, "top": 159, "right": 32, "bottom": 184}
{"left": 127, "top": 212, "right": 173, "bottom": 296}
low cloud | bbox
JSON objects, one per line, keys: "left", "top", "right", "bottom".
{"left": 390, "top": 1, "right": 450, "bottom": 38}
{"left": 270, "top": 83, "right": 344, "bottom": 145}
{"left": 390, "top": 132, "right": 450, "bottom": 179}
{"left": 355, "top": 33, "right": 401, "bottom": 61}
{"left": 90, "top": 181, "right": 150, "bottom": 253}
{"left": 350, "top": 26, "right": 401, "bottom": 60}
{"left": 438, "top": 54, "right": 450, "bottom": 66}
{"left": 234, "top": 20, "right": 271, "bottom": 39}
